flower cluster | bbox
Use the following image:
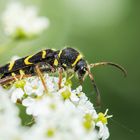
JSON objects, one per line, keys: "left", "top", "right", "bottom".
{"left": 0, "top": 87, "right": 21, "bottom": 140}
{"left": 0, "top": 73, "right": 112, "bottom": 140}
{"left": 1, "top": 2, "right": 50, "bottom": 39}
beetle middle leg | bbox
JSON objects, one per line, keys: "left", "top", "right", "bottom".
{"left": 34, "top": 64, "right": 48, "bottom": 94}
{"left": 34, "top": 62, "right": 56, "bottom": 94}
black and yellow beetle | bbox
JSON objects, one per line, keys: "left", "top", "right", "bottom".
{"left": 0, "top": 47, "right": 127, "bottom": 105}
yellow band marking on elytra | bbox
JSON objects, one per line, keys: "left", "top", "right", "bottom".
{"left": 42, "top": 50, "right": 46, "bottom": 59}
{"left": 8, "top": 61, "right": 15, "bottom": 71}
{"left": 54, "top": 59, "right": 58, "bottom": 66}
{"left": 58, "top": 50, "right": 62, "bottom": 58}
{"left": 72, "top": 54, "right": 83, "bottom": 67}
{"left": 24, "top": 55, "right": 33, "bottom": 65}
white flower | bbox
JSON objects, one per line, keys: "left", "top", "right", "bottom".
{"left": 11, "top": 88, "right": 24, "bottom": 103}
{"left": 22, "top": 74, "right": 111, "bottom": 139}
{"left": 0, "top": 73, "right": 111, "bottom": 140}
{"left": 96, "top": 121, "right": 110, "bottom": 140}
{"left": 44, "top": 74, "right": 60, "bottom": 92}
{"left": 1, "top": 2, "right": 50, "bottom": 39}
{"left": 0, "top": 87, "right": 22, "bottom": 140}
{"left": 22, "top": 94, "right": 98, "bottom": 140}
{"left": 24, "top": 78, "right": 44, "bottom": 96}
{"left": 22, "top": 97, "right": 38, "bottom": 116}
{"left": 77, "top": 92, "right": 97, "bottom": 115}
{"left": 96, "top": 109, "right": 113, "bottom": 140}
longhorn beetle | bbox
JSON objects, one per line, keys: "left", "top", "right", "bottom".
{"left": 0, "top": 47, "right": 127, "bottom": 105}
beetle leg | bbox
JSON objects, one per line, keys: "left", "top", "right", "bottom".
{"left": 87, "top": 68, "right": 101, "bottom": 107}
{"left": 58, "top": 67, "right": 63, "bottom": 89}
{"left": 0, "top": 74, "right": 31, "bottom": 85}
{"left": 34, "top": 64, "right": 48, "bottom": 94}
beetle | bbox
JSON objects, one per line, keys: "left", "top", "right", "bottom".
{"left": 0, "top": 47, "right": 127, "bottom": 105}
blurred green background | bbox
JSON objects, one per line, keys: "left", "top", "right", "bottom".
{"left": 0, "top": 0, "right": 140, "bottom": 139}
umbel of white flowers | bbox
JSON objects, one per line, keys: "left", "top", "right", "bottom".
{"left": 0, "top": 73, "right": 112, "bottom": 140}
{"left": 1, "top": 2, "right": 50, "bottom": 39}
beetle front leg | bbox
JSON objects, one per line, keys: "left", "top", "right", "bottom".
{"left": 58, "top": 67, "right": 63, "bottom": 89}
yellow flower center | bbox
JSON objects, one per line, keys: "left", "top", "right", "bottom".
{"left": 46, "top": 128, "right": 55, "bottom": 137}
{"left": 49, "top": 103, "right": 56, "bottom": 110}
{"left": 97, "top": 109, "right": 113, "bottom": 124}
{"left": 98, "top": 113, "right": 108, "bottom": 124}
{"left": 14, "top": 80, "right": 26, "bottom": 89}
{"left": 61, "top": 88, "right": 71, "bottom": 100}
{"left": 83, "top": 113, "right": 95, "bottom": 131}
{"left": 65, "top": 78, "right": 72, "bottom": 87}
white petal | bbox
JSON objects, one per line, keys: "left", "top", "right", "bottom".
{"left": 22, "top": 97, "right": 35, "bottom": 107}
{"left": 11, "top": 88, "right": 24, "bottom": 103}
{"left": 96, "top": 121, "right": 110, "bottom": 140}
{"left": 2, "top": 2, "right": 50, "bottom": 38}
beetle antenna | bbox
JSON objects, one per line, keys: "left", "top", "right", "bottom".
{"left": 90, "top": 62, "right": 127, "bottom": 77}
{"left": 87, "top": 68, "right": 101, "bottom": 106}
